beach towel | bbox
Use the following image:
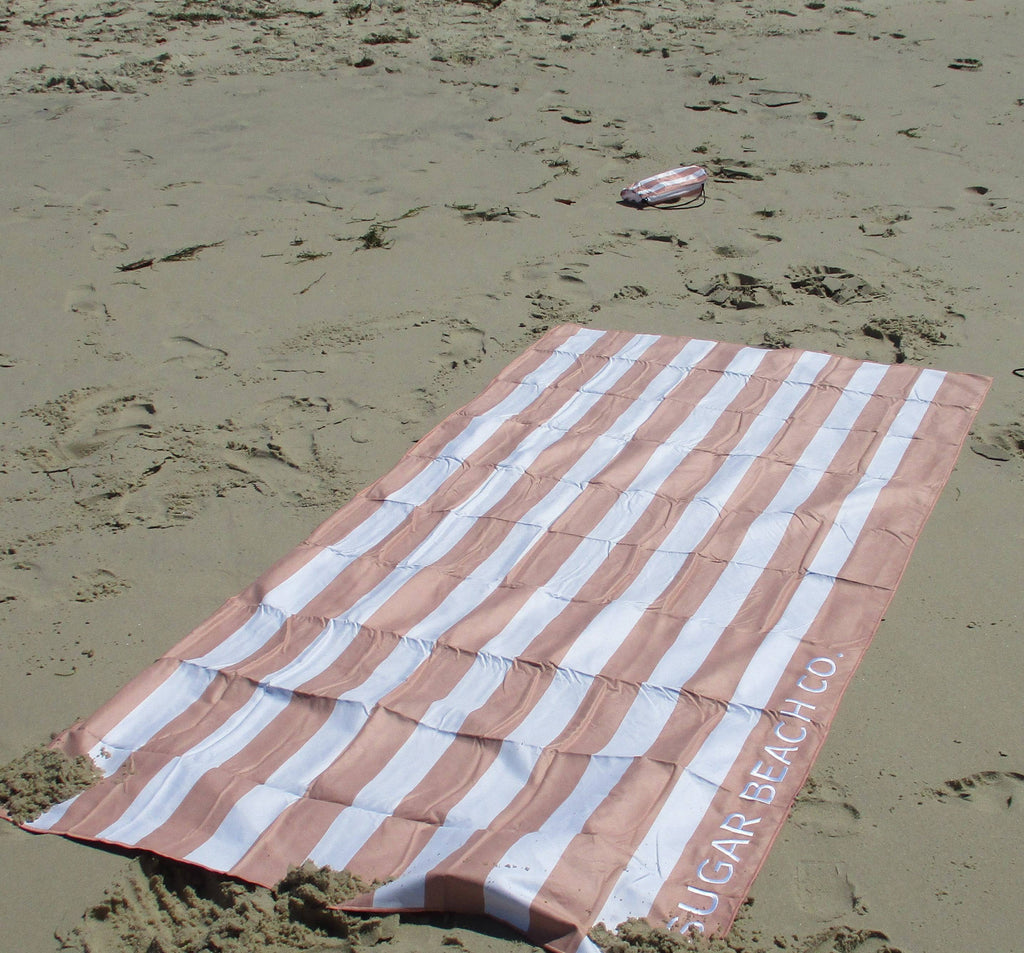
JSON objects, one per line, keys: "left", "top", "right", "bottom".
{"left": 23, "top": 325, "right": 989, "bottom": 951}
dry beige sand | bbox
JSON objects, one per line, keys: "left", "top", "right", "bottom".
{"left": 1, "top": 0, "right": 1022, "bottom": 950}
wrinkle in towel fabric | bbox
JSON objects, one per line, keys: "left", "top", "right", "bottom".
{"left": 26, "top": 324, "right": 989, "bottom": 952}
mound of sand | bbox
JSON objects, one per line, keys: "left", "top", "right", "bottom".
{"left": 591, "top": 913, "right": 901, "bottom": 953}
{"left": 58, "top": 859, "right": 389, "bottom": 953}
{"left": 0, "top": 746, "right": 101, "bottom": 824}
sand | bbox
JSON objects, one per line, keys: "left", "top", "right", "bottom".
{"left": 0, "top": 0, "right": 1022, "bottom": 950}
{"left": 0, "top": 746, "right": 101, "bottom": 822}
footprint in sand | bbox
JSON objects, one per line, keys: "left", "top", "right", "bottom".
{"left": 26, "top": 390, "right": 210, "bottom": 529}
{"left": 686, "top": 272, "right": 784, "bottom": 310}
{"left": 507, "top": 253, "right": 596, "bottom": 330}
{"left": 970, "top": 422, "right": 1024, "bottom": 463}
{"left": 612, "top": 284, "right": 649, "bottom": 301}
{"left": 560, "top": 107, "right": 593, "bottom": 125}
{"left": 0, "top": 560, "right": 127, "bottom": 606}
{"left": 525, "top": 290, "right": 573, "bottom": 319}
{"left": 0, "top": 558, "right": 57, "bottom": 610}
{"left": 931, "top": 771, "right": 1024, "bottom": 813}
{"left": 796, "top": 860, "right": 867, "bottom": 920}
{"left": 29, "top": 388, "right": 157, "bottom": 461}
{"left": 163, "top": 335, "right": 228, "bottom": 372}
{"left": 438, "top": 321, "right": 487, "bottom": 371}
{"left": 785, "top": 779, "right": 869, "bottom": 922}
{"left": 504, "top": 260, "right": 552, "bottom": 286}
{"left": 428, "top": 321, "right": 495, "bottom": 397}
{"left": 787, "top": 265, "right": 882, "bottom": 305}
{"left": 557, "top": 262, "right": 590, "bottom": 286}
{"left": 67, "top": 400, "right": 156, "bottom": 460}
{"left": 801, "top": 926, "right": 898, "bottom": 953}
{"left": 859, "top": 314, "right": 949, "bottom": 363}
{"left": 520, "top": 290, "right": 589, "bottom": 337}
{"left": 71, "top": 569, "right": 128, "bottom": 603}
{"left": 712, "top": 241, "right": 762, "bottom": 259}
{"left": 63, "top": 284, "right": 110, "bottom": 319}
{"left": 749, "top": 88, "right": 810, "bottom": 108}
{"left": 222, "top": 394, "right": 348, "bottom": 497}
{"left": 791, "top": 778, "right": 862, "bottom": 837}
{"left": 90, "top": 232, "right": 129, "bottom": 257}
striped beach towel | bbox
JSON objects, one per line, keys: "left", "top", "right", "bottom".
{"left": 26, "top": 325, "right": 989, "bottom": 951}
